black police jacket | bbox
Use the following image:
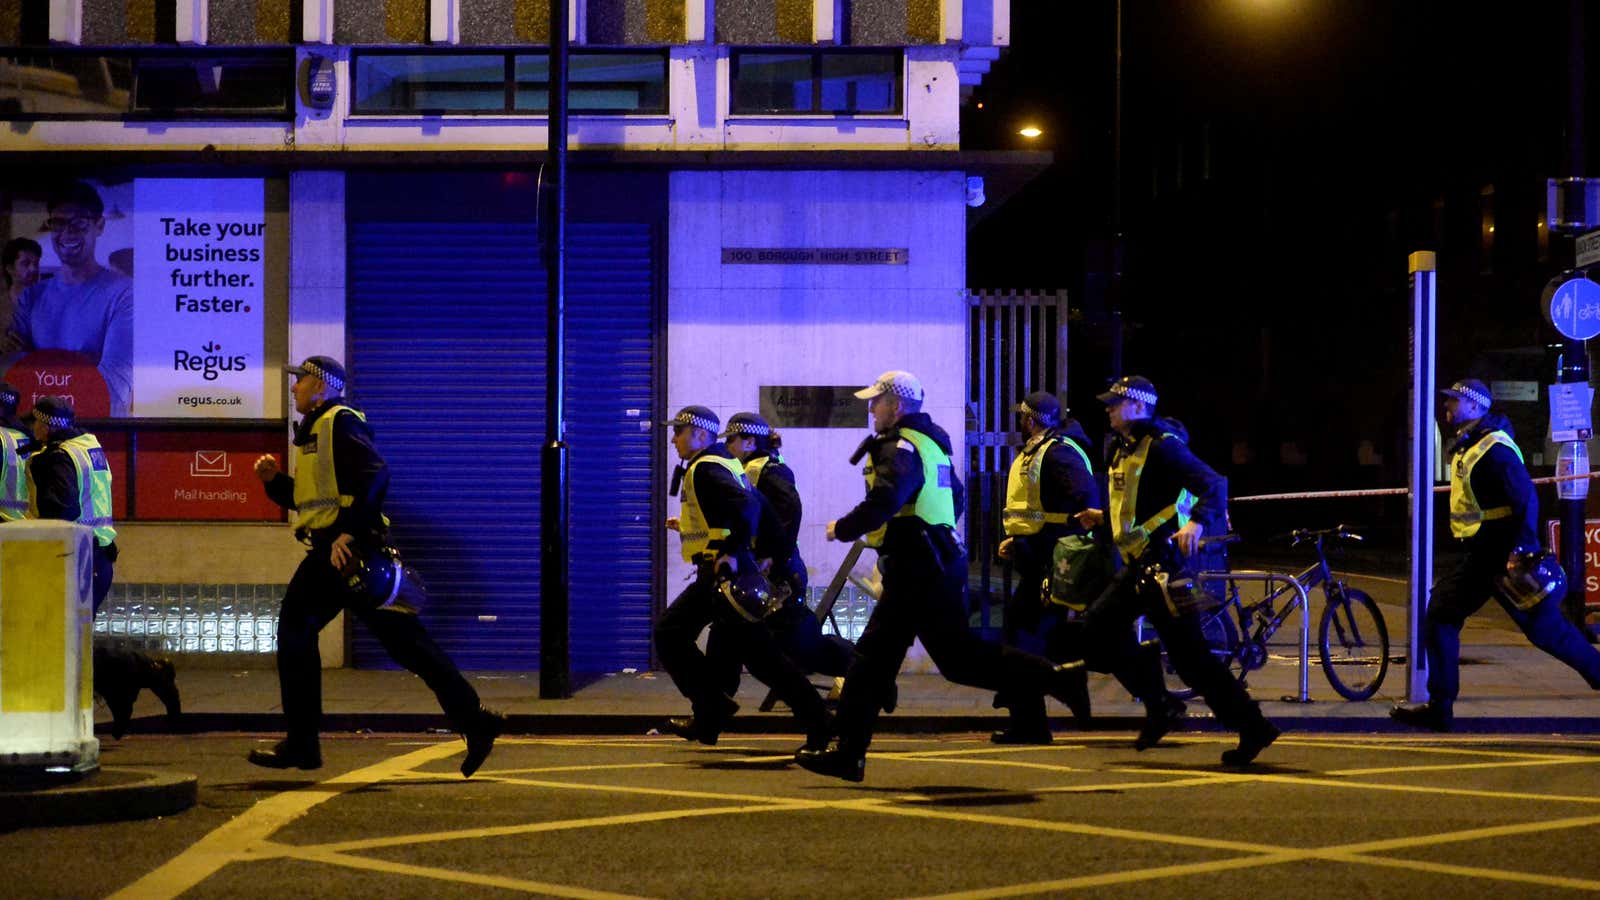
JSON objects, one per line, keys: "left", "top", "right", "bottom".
{"left": 1450, "top": 412, "right": 1538, "bottom": 555}
{"left": 1012, "top": 419, "right": 1099, "bottom": 574}
{"left": 834, "top": 412, "right": 966, "bottom": 557}
{"left": 675, "top": 443, "right": 759, "bottom": 560}
{"left": 1105, "top": 416, "right": 1228, "bottom": 571}
{"left": 749, "top": 452, "right": 804, "bottom": 569}
{"left": 263, "top": 399, "right": 390, "bottom": 547}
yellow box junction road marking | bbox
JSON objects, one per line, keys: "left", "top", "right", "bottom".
{"left": 107, "top": 733, "right": 1600, "bottom": 898}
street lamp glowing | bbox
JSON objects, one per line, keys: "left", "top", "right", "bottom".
{"left": 1018, "top": 125, "right": 1043, "bottom": 139}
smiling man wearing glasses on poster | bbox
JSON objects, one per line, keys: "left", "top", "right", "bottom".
{"left": 10, "top": 180, "right": 134, "bottom": 416}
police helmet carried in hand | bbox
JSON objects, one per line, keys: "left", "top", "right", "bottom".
{"left": 717, "top": 569, "right": 783, "bottom": 622}
{"left": 1499, "top": 550, "right": 1566, "bottom": 611}
{"left": 341, "top": 545, "right": 428, "bottom": 615}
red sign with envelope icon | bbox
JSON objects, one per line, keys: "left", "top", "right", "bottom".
{"left": 133, "top": 431, "right": 284, "bottom": 521}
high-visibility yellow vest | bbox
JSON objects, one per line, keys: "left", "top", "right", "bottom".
{"left": 1003, "top": 432, "right": 1092, "bottom": 536}
{"left": 863, "top": 428, "right": 957, "bottom": 548}
{"left": 1108, "top": 432, "right": 1193, "bottom": 562}
{"left": 28, "top": 432, "right": 115, "bottom": 546}
{"left": 0, "top": 425, "right": 27, "bottom": 522}
{"left": 293, "top": 404, "right": 365, "bottom": 532}
{"left": 743, "top": 451, "right": 784, "bottom": 488}
{"left": 679, "top": 453, "right": 749, "bottom": 561}
{"left": 1449, "top": 430, "right": 1523, "bottom": 539}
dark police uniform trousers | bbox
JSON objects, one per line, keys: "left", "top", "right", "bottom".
{"left": 1081, "top": 543, "right": 1268, "bottom": 732}
{"left": 277, "top": 545, "right": 482, "bottom": 749}
{"left": 654, "top": 558, "right": 831, "bottom": 737}
{"left": 1425, "top": 543, "right": 1600, "bottom": 711}
{"left": 834, "top": 524, "right": 1064, "bottom": 752}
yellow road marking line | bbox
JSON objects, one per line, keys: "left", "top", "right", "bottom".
{"left": 479, "top": 762, "right": 678, "bottom": 776}
{"left": 906, "top": 850, "right": 1305, "bottom": 898}
{"left": 1323, "top": 849, "right": 1600, "bottom": 892}
{"left": 1329, "top": 757, "right": 1599, "bottom": 776}
{"left": 887, "top": 757, "right": 1090, "bottom": 773}
{"left": 891, "top": 776, "right": 1240, "bottom": 804}
{"left": 108, "top": 741, "right": 465, "bottom": 900}
{"left": 827, "top": 797, "right": 1284, "bottom": 854}
{"left": 280, "top": 845, "right": 648, "bottom": 899}
{"left": 488, "top": 774, "right": 829, "bottom": 805}
{"left": 1110, "top": 767, "right": 1600, "bottom": 805}
{"left": 1287, "top": 738, "right": 1599, "bottom": 761}
{"left": 289, "top": 802, "right": 823, "bottom": 854}
{"left": 1329, "top": 811, "right": 1600, "bottom": 855}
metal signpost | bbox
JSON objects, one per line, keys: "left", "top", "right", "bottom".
{"left": 1407, "top": 251, "right": 1436, "bottom": 703}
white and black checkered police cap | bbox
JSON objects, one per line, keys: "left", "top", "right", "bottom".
{"left": 23, "top": 395, "right": 75, "bottom": 430}
{"left": 1441, "top": 378, "right": 1492, "bottom": 409}
{"left": 284, "top": 355, "right": 347, "bottom": 393}
{"left": 1096, "top": 375, "right": 1159, "bottom": 407}
{"left": 720, "top": 411, "right": 772, "bottom": 439}
{"left": 667, "top": 405, "right": 720, "bottom": 433}
{"left": 854, "top": 370, "right": 925, "bottom": 402}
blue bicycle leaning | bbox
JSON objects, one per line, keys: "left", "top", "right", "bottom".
{"left": 1145, "top": 526, "right": 1391, "bottom": 702}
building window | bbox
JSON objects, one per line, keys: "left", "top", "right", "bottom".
{"left": 350, "top": 50, "right": 669, "bottom": 116}
{"left": 0, "top": 50, "right": 293, "bottom": 120}
{"left": 730, "top": 49, "right": 901, "bottom": 115}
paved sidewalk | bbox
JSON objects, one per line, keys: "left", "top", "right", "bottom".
{"left": 104, "top": 628, "right": 1600, "bottom": 739}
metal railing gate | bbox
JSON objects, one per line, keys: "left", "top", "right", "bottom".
{"left": 966, "top": 289, "right": 1071, "bottom": 634}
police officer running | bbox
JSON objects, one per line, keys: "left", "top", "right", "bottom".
{"left": 655, "top": 406, "right": 832, "bottom": 749}
{"left": 251, "top": 356, "right": 504, "bottom": 776}
{"left": 796, "top": 371, "right": 1085, "bottom": 782}
{"left": 25, "top": 394, "right": 180, "bottom": 738}
{"left": 1392, "top": 379, "right": 1600, "bottom": 731}
{"left": 703, "top": 412, "right": 858, "bottom": 705}
{"left": 1076, "top": 376, "right": 1280, "bottom": 765}
{"left": 992, "top": 390, "right": 1178, "bottom": 744}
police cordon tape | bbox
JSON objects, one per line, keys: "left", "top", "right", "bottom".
{"left": 1232, "top": 470, "right": 1600, "bottom": 503}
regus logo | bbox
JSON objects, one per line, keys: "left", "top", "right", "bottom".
{"left": 174, "top": 341, "right": 248, "bottom": 381}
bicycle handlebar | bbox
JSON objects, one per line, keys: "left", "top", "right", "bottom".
{"left": 1286, "top": 525, "right": 1365, "bottom": 545}
{"left": 1198, "top": 533, "right": 1242, "bottom": 548}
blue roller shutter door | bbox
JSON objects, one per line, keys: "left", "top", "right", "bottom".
{"left": 348, "top": 206, "right": 657, "bottom": 672}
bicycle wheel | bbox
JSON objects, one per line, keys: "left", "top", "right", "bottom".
{"left": 1152, "top": 607, "right": 1241, "bottom": 701}
{"left": 1318, "top": 586, "right": 1390, "bottom": 700}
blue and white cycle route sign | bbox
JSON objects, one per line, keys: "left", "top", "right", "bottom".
{"left": 1548, "top": 277, "right": 1600, "bottom": 341}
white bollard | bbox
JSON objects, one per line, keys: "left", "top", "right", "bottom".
{"left": 0, "top": 520, "right": 98, "bottom": 774}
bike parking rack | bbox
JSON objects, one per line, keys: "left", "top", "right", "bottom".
{"left": 1195, "top": 569, "right": 1313, "bottom": 704}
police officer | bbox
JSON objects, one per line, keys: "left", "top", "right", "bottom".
{"left": 0, "top": 382, "right": 27, "bottom": 522}
{"left": 991, "top": 391, "right": 1179, "bottom": 745}
{"left": 251, "top": 356, "right": 504, "bottom": 775}
{"left": 655, "top": 406, "right": 832, "bottom": 749}
{"left": 796, "top": 371, "right": 1085, "bottom": 782}
{"left": 701, "top": 413, "right": 858, "bottom": 707}
{"left": 26, "top": 395, "right": 180, "bottom": 738}
{"left": 1392, "top": 379, "right": 1600, "bottom": 731}
{"left": 1076, "top": 376, "right": 1280, "bottom": 765}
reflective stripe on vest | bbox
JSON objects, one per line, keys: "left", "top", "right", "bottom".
{"left": 293, "top": 405, "right": 365, "bottom": 532}
{"left": 679, "top": 453, "right": 749, "bottom": 562}
{"left": 1002, "top": 432, "right": 1091, "bottom": 536}
{"left": 1449, "top": 430, "right": 1523, "bottom": 539}
{"left": 743, "top": 452, "right": 783, "bottom": 489}
{"left": 28, "top": 433, "right": 116, "bottom": 545}
{"left": 863, "top": 428, "right": 957, "bottom": 549}
{"left": 1108, "top": 433, "right": 1193, "bottom": 561}
{"left": 0, "top": 426, "right": 27, "bottom": 521}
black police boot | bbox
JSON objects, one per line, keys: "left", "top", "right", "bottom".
{"left": 460, "top": 707, "right": 507, "bottom": 778}
{"left": 883, "top": 680, "right": 898, "bottom": 715}
{"left": 990, "top": 722, "right": 1054, "bottom": 745}
{"left": 1046, "top": 661, "right": 1089, "bottom": 721}
{"left": 794, "top": 740, "right": 866, "bottom": 783}
{"left": 1135, "top": 693, "right": 1187, "bottom": 751}
{"left": 1221, "top": 720, "right": 1282, "bottom": 767}
{"left": 1390, "top": 702, "right": 1452, "bottom": 733}
{"left": 663, "top": 716, "right": 702, "bottom": 742}
{"left": 141, "top": 656, "right": 182, "bottom": 729}
{"left": 247, "top": 740, "right": 323, "bottom": 771}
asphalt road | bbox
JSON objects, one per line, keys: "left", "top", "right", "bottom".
{"left": 7, "top": 730, "right": 1600, "bottom": 899}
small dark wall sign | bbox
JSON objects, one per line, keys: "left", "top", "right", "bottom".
{"left": 760, "top": 386, "right": 865, "bottom": 429}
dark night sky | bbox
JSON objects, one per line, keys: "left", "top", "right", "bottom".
{"left": 964, "top": 2, "right": 1600, "bottom": 513}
